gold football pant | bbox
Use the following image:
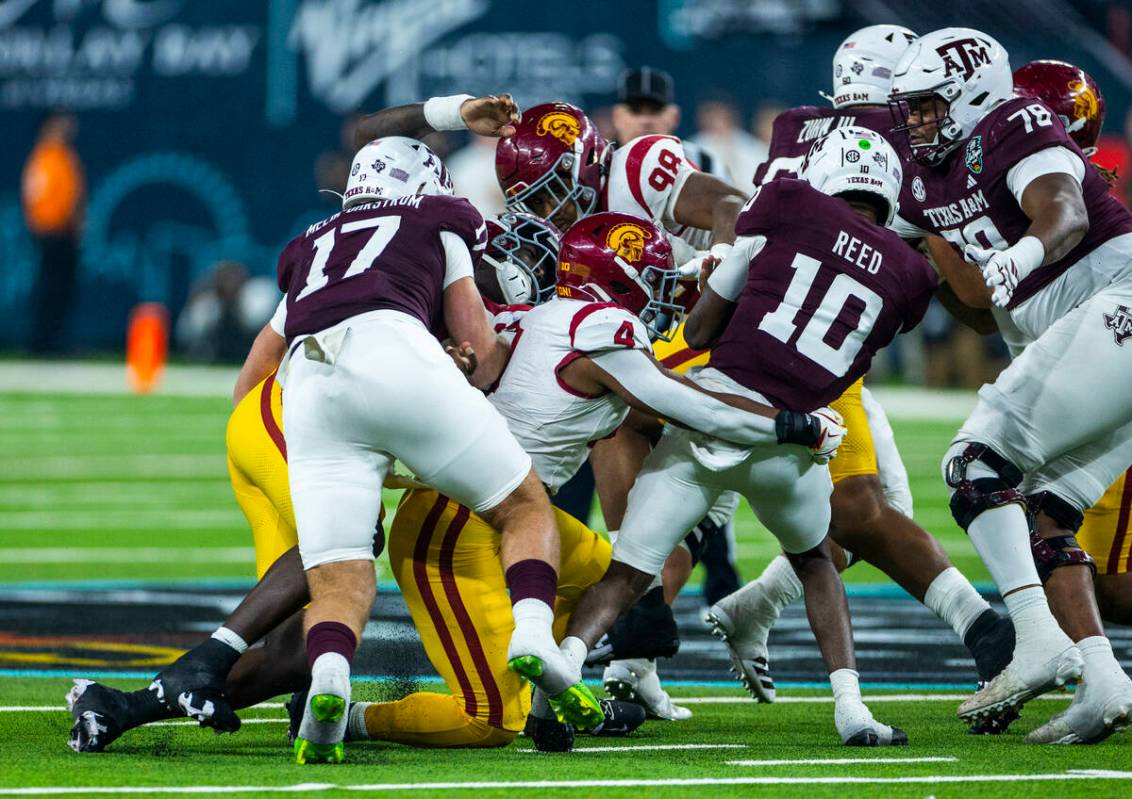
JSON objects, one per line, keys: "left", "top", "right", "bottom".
{"left": 1078, "top": 469, "right": 1132, "bottom": 575}
{"left": 362, "top": 488, "right": 611, "bottom": 747}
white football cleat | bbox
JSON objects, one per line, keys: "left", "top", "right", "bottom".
{"left": 958, "top": 641, "right": 1083, "bottom": 724}
{"left": 835, "top": 700, "right": 908, "bottom": 746}
{"left": 603, "top": 659, "right": 691, "bottom": 721}
{"left": 704, "top": 603, "right": 775, "bottom": 703}
{"left": 1025, "top": 673, "right": 1132, "bottom": 744}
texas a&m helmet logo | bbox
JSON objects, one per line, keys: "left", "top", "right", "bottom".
{"left": 606, "top": 222, "right": 652, "bottom": 263}
{"left": 1104, "top": 304, "right": 1132, "bottom": 346}
{"left": 535, "top": 110, "right": 581, "bottom": 146}
{"left": 937, "top": 38, "right": 992, "bottom": 80}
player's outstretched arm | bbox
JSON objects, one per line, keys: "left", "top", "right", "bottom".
{"left": 233, "top": 323, "right": 286, "bottom": 406}
{"left": 671, "top": 171, "right": 746, "bottom": 245}
{"left": 353, "top": 94, "right": 520, "bottom": 149}
{"left": 443, "top": 277, "right": 510, "bottom": 389}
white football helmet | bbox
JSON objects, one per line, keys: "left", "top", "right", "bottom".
{"left": 342, "top": 136, "right": 453, "bottom": 207}
{"left": 889, "top": 28, "right": 1013, "bottom": 164}
{"left": 831, "top": 24, "right": 918, "bottom": 109}
{"left": 801, "top": 126, "right": 902, "bottom": 227}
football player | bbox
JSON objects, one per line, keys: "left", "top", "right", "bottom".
{"left": 557, "top": 127, "right": 938, "bottom": 748}
{"left": 710, "top": 25, "right": 1014, "bottom": 715}
{"left": 889, "top": 28, "right": 1132, "bottom": 742}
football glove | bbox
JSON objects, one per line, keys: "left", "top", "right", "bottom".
{"left": 963, "top": 236, "right": 1044, "bottom": 308}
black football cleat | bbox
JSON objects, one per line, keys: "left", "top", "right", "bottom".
{"left": 524, "top": 711, "right": 576, "bottom": 752}
{"left": 586, "top": 587, "right": 680, "bottom": 666}
{"left": 67, "top": 680, "right": 130, "bottom": 753}
{"left": 150, "top": 638, "right": 242, "bottom": 733}
{"left": 586, "top": 699, "right": 646, "bottom": 737}
{"left": 964, "top": 609, "right": 1021, "bottom": 735}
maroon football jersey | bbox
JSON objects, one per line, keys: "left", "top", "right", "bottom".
{"left": 752, "top": 105, "right": 895, "bottom": 186}
{"left": 897, "top": 96, "right": 1132, "bottom": 309}
{"left": 278, "top": 195, "right": 486, "bottom": 340}
{"left": 708, "top": 180, "right": 937, "bottom": 412}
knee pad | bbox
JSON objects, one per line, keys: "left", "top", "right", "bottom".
{"left": 944, "top": 443, "right": 1026, "bottom": 531}
{"left": 1026, "top": 491, "right": 1085, "bottom": 534}
{"left": 1030, "top": 530, "right": 1096, "bottom": 583}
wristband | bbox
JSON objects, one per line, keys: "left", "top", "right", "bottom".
{"left": 1009, "top": 235, "right": 1045, "bottom": 281}
{"left": 423, "top": 94, "right": 474, "bottom": 132}
{"left": 709, "top": 242, "right": 734, "bottom": 261}
{"left": 775, "top": 411, "right": 819, "bottom": 447}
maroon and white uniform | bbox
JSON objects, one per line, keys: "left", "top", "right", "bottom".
{"left": 612, "top": 180, "right": 937, "bottom": 575}
{"left": 276, "top": 195, "right": 532, "bottom": 569}
{"left": 753, "top": 106, "right": 894, "bottom": 187}
{"left": 898, "top": 96, "right": 1132, "bottom": 512}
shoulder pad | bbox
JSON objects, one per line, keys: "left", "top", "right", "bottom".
{"left": 568, "top": 303, "right": 650, "bottom": 354}
{"left": 983, "top": 99, "right": 1074, "bottom": 171}
{"left": 608, "top": 135, "right": 690, "bottom": 219}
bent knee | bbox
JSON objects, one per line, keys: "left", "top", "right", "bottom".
{"left": 830, "top": 475, "right": 887, "bottom": 533}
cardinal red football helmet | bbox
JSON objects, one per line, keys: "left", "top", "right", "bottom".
{"left": 479, "top": 212, "right": 561, "bottom": 305}
{"left": 1013, "top": 60, "right": 1105, "bottom": 154}
{"left": 556, "top": 212, "right": 682, "bottom": 341}
{"left": 495, "top": 102, "right": 610, "bottom": 231}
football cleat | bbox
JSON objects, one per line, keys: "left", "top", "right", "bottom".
{"left": 293, "top": 693, "right": 347, "bottom": 765}
{"left": 603, "top": 659, "right": 691, "bottom": 721}
{"left": 523, "top": 711, "right": 576, "bottom": 753}
{"left": 586, "top": 587, "right": 680, "bottom": 666}
{"left": 67, "top": 680, "right": 127, "bottom": 753}
{"left": 149, "top": 638, "right": 242, "bottom": 732}
{"left": 963, "top": 610, "right": 1020, "bottom": 734}
{"left": 508, "top": 655, "right": 604, "bottom": 731}
{"left": 705, "top": 605, "right": 775, "bottom": 703}
{"left": 588, "top": 698, "right": 647, "bottom": 737}
{"left": 1025, "top": 675, "right": 1132, "bottom": 744}
{"left": 958, "top": 644, "right": 1083, "bottom": 724}
{"left": 836, "top": 701, "right": 909, "bottom": 747}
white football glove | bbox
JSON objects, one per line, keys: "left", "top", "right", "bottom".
{"left": 809, "top": 407, "right": 846, "bottom": 465}
{"left": 963, "top": 236, "right": 1044, "bottom": 308}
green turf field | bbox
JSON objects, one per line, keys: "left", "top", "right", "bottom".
{"left": 3, "top": 383, "right": 1131, "bottom": 796}
{"left": 0, "top": 390, "right": 990, "bottom": 587}
{"left": 4, "top": 678, "right": 1128, "bottom": 797}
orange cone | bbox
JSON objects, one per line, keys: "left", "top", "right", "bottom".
{"left": 126, "top": 303, "right": 169, "bottom": 394}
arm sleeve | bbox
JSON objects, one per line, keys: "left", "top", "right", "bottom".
{"left": 440, "top": 231, "right": 474, "bottom": 288}
{"left": 268, "top": 297, "right": 287, "bottom": 336}
{"left": 1005, "top": 146, "right": 1086, "bottom": 205}
{"left": 707, "top": 235, "right": 766, "bottom": 301}
{"left": 891, "top": 213, "right": 929, "bottom": 241}
{"left": 589, "top": 348, "right": 778, "bottom": 446}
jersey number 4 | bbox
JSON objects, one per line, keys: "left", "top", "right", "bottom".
{"left": 758, "top": 253, "right": 882, "bottom": 377}
{"left": 296, "top": 217, "right": 403, "bottom": 301}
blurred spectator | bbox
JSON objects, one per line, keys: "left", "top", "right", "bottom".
{"left": 691, "top": 94, "right": 766, "bottom": 186}
{"left": 314, "top": 116, "right": 360, "bottom": 204}
{"left": 22, "top": 110, "right": 84, "bottom": 355}
{"left": 612, "top": 67, "right": 732, "bottom": 182}
{"left": 751, "top": 100, "right": 785, "bottom": 149}
{"left": 447, "top": 134, "right": 505, "bottom": 216}
{"left": 589, "top": 105, "right": 617, "bottom": 144}
{"left": 920, "top": 300, "right": 1008, "bottom": 389}
{"left": 175, "top": 261, "right": 277, "bottom": 363}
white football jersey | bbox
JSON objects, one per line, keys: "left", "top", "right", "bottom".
{"left": 489, "top": 297, "right": 651, "bottom": 492}
{"left": 605, "top": 134, "right": 713, "bottom": 252}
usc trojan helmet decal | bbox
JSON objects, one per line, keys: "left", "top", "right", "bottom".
{"left": 535, "top": 111, "right": 582, "bottom": 146}
{"left": 606, "top": 222, "right": 652, "bottom": 263}
{"left": 1069, "top": 79, "right": 1099, "bottom": 124}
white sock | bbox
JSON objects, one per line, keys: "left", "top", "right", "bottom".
{"left": 309, "top": 652, "right": 351, "bottom": 694}
{"left": 512, "top": 597, "right": 555, "bottom": 637}
{"left": 211, "top": 626, "right": 248, "bottom": 654}
{"left": 1002, "top": 586, "right": 1062, "bottom": 647}
{"left": 923, "top": 567, "right": 992, "bottom": 641}
{"left": 967, "top": 505, "right": 1042, "bottom": 595}
{"left": 830, "top": 667, "right": 863, "bottom": 704}
{"left": 726, "top": 555, "right": 803, "bottom": 619}
{"left": 1078, "top": 635, "right": 1127, "bottom": 683}
{"left": 348, "top": 702, "right": 371, "bottom": 740}
{"left": 560, "top": 636, "right": 588, "bottom": 669}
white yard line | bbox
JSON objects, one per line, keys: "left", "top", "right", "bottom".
{"left": 0, "top": 547, "right": 254, "bottom": 563}
{"left": 149, "top": 718, "right": 287, "bottom": 727}
{"left": 0, "top": 703, "right": 284, "bottom": 713}
{"left": 675, "top": 694, "right": 1072, "bottom": 704}
{"left": 728, "top": 757, "right": 958, "bottom": 766}
{"left": 520, "top": 743, "right": 747, "bottom": 753}
{"left": 1, "top": 771, "right": 1130, "bottom": 794}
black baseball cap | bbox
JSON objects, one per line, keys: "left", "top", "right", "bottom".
{"left": 618, "top": 67, "right": 675, "bottom": 107}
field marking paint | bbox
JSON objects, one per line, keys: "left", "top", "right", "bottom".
{"left": 0, "top": 548, "right": 255, "bottom": 564}
{"left": 728, "top": 757, "right": 959, "bottom": 766}
{"left": 520, "top": 743, "right": 747, "bottom": 753}
{"left": 1, "top": 771, "right": 1130, "bottom": 794}
{"left": 0, "top": 703, "right": 284, "bottom": 713}
{"left": 149, "top": 718, "right": 287, "bottom": 728}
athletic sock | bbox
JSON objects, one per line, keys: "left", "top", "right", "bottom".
{"left": 720, "top": 555, "right": 802, "bottom": 630}
{"left": 211, "top": 625, "right": 249, "bottom": 654}
{"left": 967, "top": 505, "right": 1043, "bottom": 595}
{"left": 1078, "top": 636, "right": 1128, "bottom": 685}
{"left": 923, "top": 566, "right": 992, "bottom": 641}
{"left": 1002, "top": 586, "right": 1063, "bottom": 649}
{"left": 505, "top": 559, "right": 558, "bottom": 608}
{"left": 306, "top": 621, "right": 357, "bottom": 671}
